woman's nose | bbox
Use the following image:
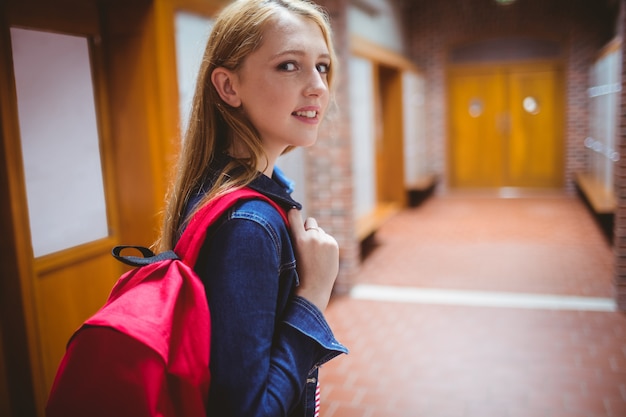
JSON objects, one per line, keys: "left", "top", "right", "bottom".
{"left": 304, "top": 68, "right": 328, "bottom": 97}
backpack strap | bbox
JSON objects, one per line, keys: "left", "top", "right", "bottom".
{"left": 175, "top": 187, "right": 289, "bottom": 267}
{"left": 111, "top": 245, "right": 178, "bottom": 267}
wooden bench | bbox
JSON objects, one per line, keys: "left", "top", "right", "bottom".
{"left": 406, "top": 173, "right": 438, "bottom": 207}
{"left": 354, "top": 174, "right": 438, "bottom": 242}
{"left": 574, "top": 172, "right": 615, "bottom": 243}
{"left": 574, "top": 172, "right": 616, "bottom": 214}
{"left": 355, "top": 202, "right": 399, "bottom": 242}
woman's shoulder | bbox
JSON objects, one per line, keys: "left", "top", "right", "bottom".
{"left": 224, "top": 198, "right": 292, "bottom": 257}
{"left": 230, "top": 198, "right": 290, "bottom": 231}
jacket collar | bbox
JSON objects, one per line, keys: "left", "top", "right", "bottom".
{"left": 206, "top": 153, "right": 302, "bottom": 211}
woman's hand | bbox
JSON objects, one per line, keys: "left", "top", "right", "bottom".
{"left": 288, "top": 209, "right": 339, "bottom": 312}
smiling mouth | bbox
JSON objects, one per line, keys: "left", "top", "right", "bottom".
{"left": 293, "top": 110, "right": 318, "bottom": 118}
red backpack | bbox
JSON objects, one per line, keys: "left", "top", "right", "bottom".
{"left": 46, "top": 188, "right": 288, "bottom": 417}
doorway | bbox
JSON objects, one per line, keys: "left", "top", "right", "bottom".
{"left": 448, "top": 62, "right": 564, "bottom": 189}
{"left": 377, "top": 64, "right": 406, "bottom": 206}
{"left": 350, "top": 36, "right": 419, "bottom": 242}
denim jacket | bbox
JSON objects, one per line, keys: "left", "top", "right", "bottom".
{"left": 186, "top": 155, "right": 347, "bottom": 416}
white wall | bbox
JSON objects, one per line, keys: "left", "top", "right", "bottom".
{"left": 348, "top": 0, "right": 406, "bottom": 54}
{"left": 402, "top": 71, "right": 428, "bottom": 185}
{"left": 349, "top": 56, "right": 377, "bottom": 218}
{"left": 175, "top": 11, "right": 214, "bottom": 135}
{"left": 587, "top": 42, "right": 621, "bottom": 190}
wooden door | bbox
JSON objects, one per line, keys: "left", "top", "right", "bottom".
{"left": 1, "top": 1, "right": 181, "bottom": 414}
{"left": 507, "top": 65, "right": 563, "bottom": 187}
{"left": 449, "top": 67, "right": 505, "bottom": 187}
{"left": 3, "top": 7, "right": 123, "bottom": 411}
{"left": 449, "top": 63, "right": 564, "bottom": 188}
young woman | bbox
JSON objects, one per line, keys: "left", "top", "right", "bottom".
{"left": 157, "top": 0, "right": 347, "bottom": 415}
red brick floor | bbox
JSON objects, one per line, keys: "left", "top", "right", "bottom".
{"left": 320, "top": 193, "right": 626, "bottom": 417}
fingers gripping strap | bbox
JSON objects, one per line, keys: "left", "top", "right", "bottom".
{"left": 175, "top": 188, "right": 288, "bottom": 266}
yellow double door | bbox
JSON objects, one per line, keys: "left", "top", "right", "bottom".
{"left": 449, "top": 63, "right": 564, "bottom": 188}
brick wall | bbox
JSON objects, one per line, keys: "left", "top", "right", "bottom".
{"left": 615, "top": 0, "right": 626, "bottom": 310}
{"left": 307, "top": 0, "right": 358, "bottom": 295}
{"left": 406, "top": 0, "right": 615, "bottom": 192}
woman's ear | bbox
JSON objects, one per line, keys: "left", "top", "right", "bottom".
{"left": 211, "top": 67, "right": 242, "bottom": 108}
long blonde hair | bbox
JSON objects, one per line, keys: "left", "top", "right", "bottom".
{"left": 157, "top": 0, "right": 336, "bottom": 251}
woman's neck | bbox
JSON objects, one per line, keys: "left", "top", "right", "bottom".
{"left": 227, "top": 143, "right": 284, "bottom": 178}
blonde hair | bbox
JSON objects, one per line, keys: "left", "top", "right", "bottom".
{"left": 157, "top": 0, "right": 336, "bottom": 251}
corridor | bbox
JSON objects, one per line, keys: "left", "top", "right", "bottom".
{"left": 320, "top": 192, "right": 625, "bottom": 417}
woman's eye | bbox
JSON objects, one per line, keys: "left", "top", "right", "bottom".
{"left": 316, "top": 63, "right": 330, "bottom": 74}
{"left": 279, "top": 62, "right": 298, "bottom": 71}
